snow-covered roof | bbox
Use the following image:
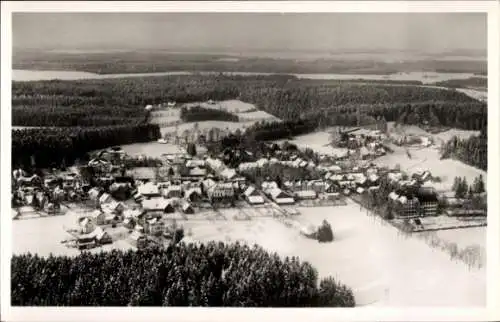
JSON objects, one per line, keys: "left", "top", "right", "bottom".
{"left": 185, "top": 159, "right": 205, "bottom": 168}
{"left": 261, "top": 181, "right": 278, "bottom": 191}
{"left": 138, "top": 182, "right": 160, "bottom": 196}
{"left": 99, "top": 193, "right": 113, "bottom": 204}
{"left": 142, "top": 198, "right": 172, "bottom": 211}
{"left": 220, "top": 168, "right": 237, "bottom": 180}
{"left": 244, "top": 186, "right": 258, "bottom": 197}
{"left": 248, "top": 195, "right": 265, "bottom": 204}
{"left": 356, "top": 187, "right": 365, "bottom": 194}
{"left": 295, "top": 190, "right": 317, "bottom": 198}
{"left": 388, "top": 192, "right": 399, "bottom": 200}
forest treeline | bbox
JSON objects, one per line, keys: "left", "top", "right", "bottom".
{"left": 12, "top": 124, "right": 161, "bottom": 168}
{"left": 11, "top": 243, "right": 355, "bottom": 307}
{"left": 441, "top": 130, "right": 487, "bottom": 171}
{"left": 180, "top": 105, "right": 239, "bottom": 122}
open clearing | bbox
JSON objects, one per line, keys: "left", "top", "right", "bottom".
{"left": 153, "top": 100, "right": 280, "bottom": 137}
{"left": 13, "top": 199, "right": 484, "bottom": 307}
{"left": 120, "top": 142, "right": 185, "bottom": 158}
{"left": 274, "top": 130, "right": 349, "bottom": 157}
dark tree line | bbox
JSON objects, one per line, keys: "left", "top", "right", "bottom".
{"left": 12, "top": 124, "right": 161, "bottom": 169}
{"left": 12, "top": 242, "right": 355, "bottom": 307}
{"left": 441, "top": 130, "right": 487, "bottom": 171}
{"left": 12, "top": 106, "right": 146, "bottom": 127}
{"left": 180, "top": 105, "right": 239, "bottom": 122}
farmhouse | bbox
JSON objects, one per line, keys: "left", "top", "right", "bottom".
{"left": 142, "top": 198, "right": 175, "bottom": 214}
{"left": 389, "top": 192, "right": 421, "bottom": 218}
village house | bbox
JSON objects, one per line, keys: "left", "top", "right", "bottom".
{"left": 181, "top": 201, "right": 195, "bottom": 214}
{"left": 142, "top": 198, "right": 175, "bottom": 215}
{"left": 162, "top": 184, "right": 183, "bottom": 199}
{"left": 267, "top": 188, "right": 295, "bottom": 205}
{"left": 243, "top": 186, "right": 265, "bottom": 205}
{"left": 207, "top": 182, "right": 235, "bottom": 204}
{"left": 145, "top": 217, "right": 165, "bottom": 236}
{"left": 261, "top": 180, "right": 279, "bottom": 193}
{"left": 184, "top": 187, "right": 202, "bottom": 202}
{"left": 137, "top": 182, "right": 160, "bottom": 198}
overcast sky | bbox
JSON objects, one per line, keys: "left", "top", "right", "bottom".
{"left": 13, "top": 13, "right": 487, "bottom": 53}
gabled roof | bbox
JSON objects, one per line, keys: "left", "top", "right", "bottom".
{"left": 138, "top": 182, "right": 160, "bottom": 196}
{"left": 99, "top": 193, "right": 113, "bottom": 204}
{"left": 142, "top": 198, "right": 173, "bottom": 211}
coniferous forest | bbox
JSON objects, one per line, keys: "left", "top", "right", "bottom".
{"left": 11, "top": 243, "right": 355, "bottom": 307}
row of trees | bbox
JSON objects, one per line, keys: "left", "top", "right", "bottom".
{"left": 12, "top": 105, "right": 146, "bottom": 127}
{"left": 180, "top": 105, "right": 239, "bottom": 122}
{"left": 12, "top": 124, "right": 161, "bottom": 169}
{"left": 11, "top": 242, "right": 355, "bottom": 307}
{"left": 452, "top": 175, "right": 486, "bottom": 199}
{"left": 441, "top": 131, "right": 487, "bottom": 171}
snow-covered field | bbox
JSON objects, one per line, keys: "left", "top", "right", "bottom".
{"left": 12, "top": 200, "right": 485, "bottom": 306}
{"left": 12, "top": 210, "right": 137, "bottom": 257}
{"left": 275, "top": 130, "right": 349, "bottom": 157}
{"left": 432, "top": 227, "right": 486, "bottom": 252}
{"left": 121, "top": 142, "right": 185, "bottom": 158}
{"left": 431, "top": 129, "right": 481, "bottom": 145}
